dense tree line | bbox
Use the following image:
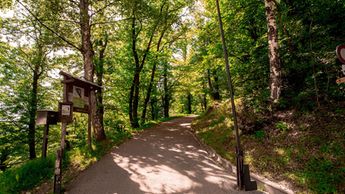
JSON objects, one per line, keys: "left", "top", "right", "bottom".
{"left": 0, "top": 0, "right": 344, "bottom": 187}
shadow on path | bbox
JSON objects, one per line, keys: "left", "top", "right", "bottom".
{"left": 67, "top": 116, "right": 261, "bottom": 194}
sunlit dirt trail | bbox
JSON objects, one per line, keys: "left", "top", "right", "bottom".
{"left": 67, "top": 116, "right": 262, "bottom": 194}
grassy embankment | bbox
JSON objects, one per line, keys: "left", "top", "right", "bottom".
{"left": 192, "top": 100, "right": 345, "bottom": 193}
{"left": 0, "top": 116, "right": 180, "bottom": 194}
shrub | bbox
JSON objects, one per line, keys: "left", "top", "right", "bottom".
{"left": 254, "top": 130, "right": 265, "bottom": 140}
{"left": 302, "top": 157, "right": 343, "bottom": 193}
{"left": 275, "top": 121, "right": 289, "bottom": 132}
{"left": 0, "top": 155, "right": 55, "bottom": 193}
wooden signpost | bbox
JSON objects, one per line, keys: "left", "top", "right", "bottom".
{"left": 36, "top": 110, "right": 59, "bottom": 158}
{"left": 53, "top": 71, "right": 101, "bottom": 194}
{"left": 336, "top": 45, "right": 345, "bottom": 84}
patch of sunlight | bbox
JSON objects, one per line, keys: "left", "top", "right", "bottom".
{"left": 263, "top": 171, "right": 272, "bottom": 178}
{"left": 185, "top": 170, "right": 196, "bottom": 177}
{"left": 113, "top": 154, "right": 199, "bottom": 193}
{"left": 224, "top": 118, "right": 233, "bottom": 128}
{"left": 70, "top": 149, "right": 97, "bottom": 170}
{"left": 286, "top": 172, "right": 305, "bottom": 184}
{"left": 168, "top": 147, "right": 182, "bottom": 153}
{"left": 275, "top": 148, "right": 285, "bottom": 156}
{"left": 180, "top": 123, "right": 191, "bottom": 127}
{"left": 201, "top": 160, "right": 223, "bottom": 170}
{"left": 286, "top": 173, "right": 298, "bottom": 181}
{"left": 244, "top": 155, "right": 253, "bottom": 165}
{"left": 167, "top": 127, "right": 179, "bottom": 131}
{"left": 184, "top": 151, "right": 199, "bottom": 157}
{"left": 204, "top": 175, "right": 226, "bottom": 184}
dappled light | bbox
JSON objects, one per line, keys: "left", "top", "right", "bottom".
{"left": 67, "top": 117, "right": 242, "bottom": 194}
{"left": 1, "top": 0, "right": 344, "bottom": 193}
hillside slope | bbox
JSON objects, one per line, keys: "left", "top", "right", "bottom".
{"left": 192, "top": 101, "right": 345, "bottom": 193}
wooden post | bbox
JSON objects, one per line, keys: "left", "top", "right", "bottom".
{"left": 54, "top": 80, "right": 68, "bottom": 194}
{"left": 42, "top": 124, "right": 49, "bottom": 158}
{"left": 53, "top": 71, "right": 101, "bottom": 193}
{"left": 53, "top": 149, "right": 62, "bottom": 194}
{"left": 87, "top": 91, "right": 92, "bottom": 150}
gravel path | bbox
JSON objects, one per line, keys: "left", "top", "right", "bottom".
{"left": 67, "top": 116, "right": 262, "bottom": 194}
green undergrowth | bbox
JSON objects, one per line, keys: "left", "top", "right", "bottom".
{"left": 0, "top": 116, "right": 179, "bottom": 193}
{"left": 0, "top": 155, "right": 55, "bottom": 193}
{"left": 192, "top": 100, "right": 345, "bottom": 193}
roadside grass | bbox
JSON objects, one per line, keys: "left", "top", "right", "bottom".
{"left": 0, "top": 155, "right": 55, "bottom": 193}
{"left": 0, "top": 116, "right": 180, "bottom": 193}
{"left": 192, "top": 101, "right": 345, "bottom": 193}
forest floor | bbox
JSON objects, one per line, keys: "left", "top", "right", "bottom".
{"left": 66, "top": 116, "right": 263, "bottom": 194}
{"left": 192, "top": 100, "right": 345, "bottom": 193}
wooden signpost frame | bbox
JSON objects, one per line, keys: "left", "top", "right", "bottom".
{"left": 53, "top": 71, "right": 101, "bottom": 194}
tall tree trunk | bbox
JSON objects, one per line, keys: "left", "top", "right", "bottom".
{"left": 129, "top": 12, "right": 141, "bottom": 128}
{"left": 150, "top": 93, "right": 157, "bottom": 120}
{"left": 80, "top": 0, "right": 106, "bottom": 140}
{"left": 141, "top": 26, "right": 167, "bottom": 124}
{"left": 213, "top": 69, "right": 221, "bottom": 100}
{"left": 141, "top": 64, "right": 157, "bottom": 124}
{"left": 163, "top": 63, "right": 169, "bottom": 118}
{"left": 95, "top": 38, "right": 108, "bottom": 136}
{"left": 128, "top": 3, "right": 161, "bottom": 127}
{"left": 28, "top": 65, "right": 39, "bottom": 159}
{"left": 187, "top": 92, "right": 192, "bottom": 114}
{"left": 207, "top": 69, "right": 214, "bottom": 98}
{"left": 131, "top": 71, "right": 140, "bottom": 128}
{"left": 264, "top": 0, "right": 282, "bottom": 103}
{"left": 202, "top": 80, "right": 207, "bottom": 111}
{"left": 207, "top": 69, "right": 221, "bottom": 100}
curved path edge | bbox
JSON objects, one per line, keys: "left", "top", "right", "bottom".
{"left": 188, "top": 125, "right": 295, "bottom": 194}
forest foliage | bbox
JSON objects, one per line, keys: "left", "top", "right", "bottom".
{"left": 1, "top": 0, "right": 345, "bottom": 193}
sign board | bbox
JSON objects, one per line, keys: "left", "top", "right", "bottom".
{"left": 60, "top": 71, "right": 101, "bottom": 113}
{"left": 67, "top": 84, "right": 90, "bottom": 113}
{"left": 36, "top": 110, "right": 59, "bottom": 125}
{"left": 336, "top": 45, "right": 345, "bottom": 64}
{"left": 59, "top": 102, "right": 73, "bottom": 123}
{"left": 336, "top": 77, "right": 345, "bottom": 84}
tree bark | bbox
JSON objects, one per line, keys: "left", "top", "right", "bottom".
{"left": 187, "top": 92, "right": 192, "bottom": 114}
{"left": 28, "top": 65, "right": 39, "bottom": 159}
{"left": 80, "top": 0, "right": 106, "bottom": 140}
{"left": 163, "top": 63, "right": 170, "bottom": 118}
{"left": 141, "top": 26, "right": 167, "bottom": 124}
{"left": 95, "top": 37, "right": 108, "bottom": 137}
{"left": 207, "top": 69, "right": 221, "bottom": 100}
{"left": 213, "top": 69, "right": 221, "bottom": 100}
{"left": 150, "top": 94, "right": 157, "bottom": 120}
{"left": 201, "top": 80, "right": 207, "bottom": 111}
{"left": 128, "top": 4, "right": 161, "bottom": 128}
{"left": 264, "top": 0, "right": 282, "bottom": 103}
{"left": 129, "top": 13, "right": 141, "bottom": 128}
{"left": 141, "top": 64, "right": 157, "bottom": 124}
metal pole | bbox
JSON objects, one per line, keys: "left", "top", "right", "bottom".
{"left": 215, "top": 0, "right": 244, "bottom": 190}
